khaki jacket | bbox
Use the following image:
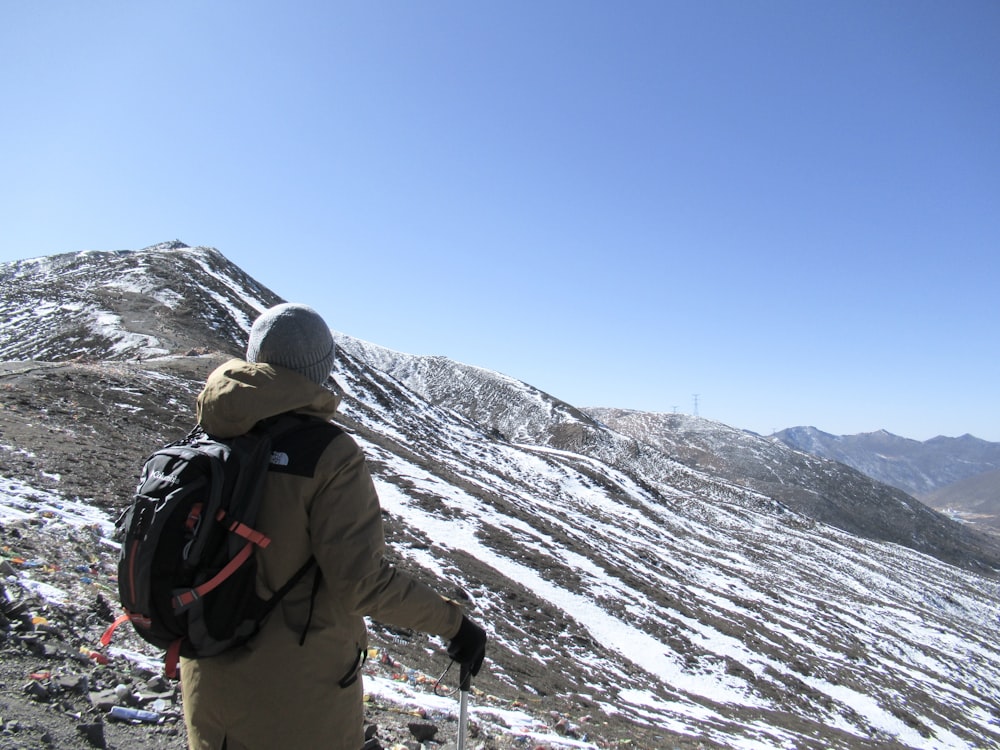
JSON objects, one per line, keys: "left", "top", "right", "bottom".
{"left": 180, "top": 359, "right": 463, "bottom": 750}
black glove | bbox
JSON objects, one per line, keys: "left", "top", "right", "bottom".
{"left": 447, "top": 615, "right": 486, "bottom": 677}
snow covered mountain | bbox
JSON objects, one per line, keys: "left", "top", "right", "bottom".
{"left": 335, "top": 340, "right": 1000, "bottom": 573}
{"left": 3, "top": 242, "right": 1000, "bottom": 750}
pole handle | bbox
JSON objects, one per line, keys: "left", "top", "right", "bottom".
{"left": 459, "top": 662, "right": 472, "bottom": 692}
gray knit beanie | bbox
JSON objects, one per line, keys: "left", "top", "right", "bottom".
{"left": 245, "top": 303, "right": 335, "bottom": 385}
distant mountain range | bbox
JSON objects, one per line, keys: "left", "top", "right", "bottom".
{"left": 2, "top": 242, "right": 1000, "bottom": 749}
{"left": 774, "top": 426, "right": 1000, "bottom": 529}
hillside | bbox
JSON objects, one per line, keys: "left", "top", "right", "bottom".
{"left": 587, "top": 410, "right": 1000, "bottom": 571}
{"left": 338, "top": 339, "right": 1000, "bottom": 573}
{"left": 2, "top": 243, "right": 1000, "bottom": 750}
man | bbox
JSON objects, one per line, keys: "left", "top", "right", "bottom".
{"left": 180, "top": 303, "right": 487, "bottom": 750}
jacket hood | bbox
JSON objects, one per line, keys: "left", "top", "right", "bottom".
{"left": 196, "top": 359, "right": 342, "bottom": 438}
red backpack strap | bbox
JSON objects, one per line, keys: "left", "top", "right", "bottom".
{"left": 165, "top": 639, "right": 182, "bottom": 679}
{"left": 171, "top": 542, "right": 254, "bottom": 612}
{"left": 99, "top": 613, "right": 131, "bottom": 647}
{"left": 216, "top": 509, "right": 271, "bottom": 548}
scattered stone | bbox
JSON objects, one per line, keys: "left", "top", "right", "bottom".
{"left": 77, "top": 721, "right": 107, "bottom": 749}
{"left": 94, "top": 594, "right": 116, "bottom": 622}
{"left": 53, "top": 672, "right": 89, "bottom": 694}
{"left": 89, "top": 687, "right": 120, "bottom": 711}
{"left": 22, "top": 679, "right": 50, "bottom": 702}
{"left": 408, "top": 721, "right": 438, "bottom": 742}
{"left": 362, "top": 721, "right": 383, "bottom": 749}
{"left": 143, "top": 674, "right": 172, "bottom": 694}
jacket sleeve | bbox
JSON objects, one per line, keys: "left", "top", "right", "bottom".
{"left": 306, "top": 433, "right": 464, "bottom": 640}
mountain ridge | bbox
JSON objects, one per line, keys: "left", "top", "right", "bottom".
{"left": 775, "top": 425, "right": 1000, "bottom": 494}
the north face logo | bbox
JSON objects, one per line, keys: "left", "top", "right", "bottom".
{"left": 270, "top": 451, "right": 289, "bottom": 467}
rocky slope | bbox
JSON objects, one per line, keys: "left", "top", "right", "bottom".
{"left": 339, "top": 339, "right": 1000, "bottom": 573}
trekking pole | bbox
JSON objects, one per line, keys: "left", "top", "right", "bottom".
{"left": 457, "top": 663, "right": 471, "bottom": 750}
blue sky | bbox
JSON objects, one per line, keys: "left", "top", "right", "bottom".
{"left": 2, "top": 2, "right": 998, "bottom": 441}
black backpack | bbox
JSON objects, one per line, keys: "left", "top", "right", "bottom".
{"left": 101, "top": 414, "right": 335, "bottom": 677}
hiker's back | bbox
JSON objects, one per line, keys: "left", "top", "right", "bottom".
{"left": 243, "top": 416, "right": 354, "bottom": 636}
{"left": 180, "top": 415, "right": 377, "bottom": 750}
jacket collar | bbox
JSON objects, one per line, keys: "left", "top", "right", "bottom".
{"left": 196, "top": 358, "right": 341, "bottom": 438}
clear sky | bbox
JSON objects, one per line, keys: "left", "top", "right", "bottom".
{"left": 2, "top": 2, "right": 998, "bottom": 441}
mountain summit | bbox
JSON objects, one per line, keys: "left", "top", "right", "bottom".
{"left": 2, "top": 243, "right": 999, "bottom": 750}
